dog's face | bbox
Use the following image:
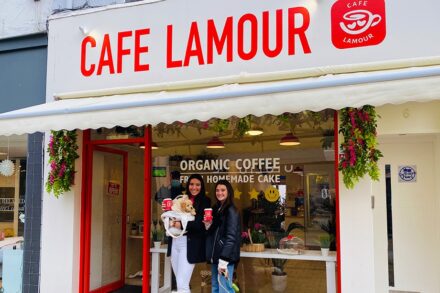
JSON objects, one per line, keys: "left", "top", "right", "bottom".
{"left": 171, "top": 195, "right": 196, "bottom": 216}
{"left": 181, "top": 199, "right": 196, "bottom": 216}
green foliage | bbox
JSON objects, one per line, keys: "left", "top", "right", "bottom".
{"left": 250, "top": 225, "right": 267, "bottom": 244}
{"left": 235, "top": 116, "right": 251, "bottom": 138}
{"left": 319, "top": 234, "right": 334, "bottom": 248}
{"left": 320, "top": 129, "right": 335, "bottom": 149}
{"left": 338, "top": 106, "right": 383, "bottom": 189}
{"left": 115, "top": 125, "right": 143, "bottom": 137}
{"left": 151, "top": 224, "right": 164, "bottom": 242}
{"left": 210, "top": 118, "right": 230, "bottom": 134}
{"left": 46, "top": 130, "right": 79, "bottom": 197}
{"left": 242, "top": 223, "right": 267, "bottom": 244}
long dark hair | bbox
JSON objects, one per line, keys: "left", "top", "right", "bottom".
{"left": 185, "top": 174, "right": 206, "bottom": 197}
{"left": 214, "top": 180, "right": 235, "bottom": 210}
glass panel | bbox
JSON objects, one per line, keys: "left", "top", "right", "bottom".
{"left": 0, "top": 134, "right": 27, "bottom": 291}
{"left": 304, "top": 164, "right": 336, "bottom": 248}
{"left": 151, "top": 112, "right": 336, "bottom": 292}
{"left": 90, "top": 150, "right": 123, "bottom": 290}
{"left": 125, "top": 144, "right": 144, "bottom": 287}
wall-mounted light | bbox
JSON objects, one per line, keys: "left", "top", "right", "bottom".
{"left": 206, "top": 136, "right": 225, "bottom": 149}
{"left": 279, "top": 133, "right": 300, "bottom": 146}
{"left": 79, "top": 26, "right": 89, "bottom": 35}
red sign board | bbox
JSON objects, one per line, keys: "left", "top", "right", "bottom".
{"left": 331, "top": 0, "right": 386, "bottom": 49}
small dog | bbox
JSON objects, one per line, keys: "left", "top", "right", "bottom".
{"left": 171, "top": 195, "right": 196, "bottom": 216}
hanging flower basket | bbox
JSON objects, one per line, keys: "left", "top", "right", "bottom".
{"left": 338, "top": 106, "right": 383, "bottom": 189}
{"left": 46, "top": 130, "right": 80, "bottom": 197}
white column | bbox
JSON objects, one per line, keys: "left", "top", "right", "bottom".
{"left": 151, "top": 251, "right": 160, "bottom": 293}
{"left": 325, "top": 261, "right": 336, "bottom": 293}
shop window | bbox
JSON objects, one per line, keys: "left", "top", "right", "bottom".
{"left": 151, "top": 111, "right": 336, "bottom": 292}
{"left": 0, "top": 135, "right": 27, "bottom": 291}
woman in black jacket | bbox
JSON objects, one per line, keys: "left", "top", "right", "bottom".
{"left": 204, "top": 180, "right": 241, "bottom": 293}
{"left": 165, "top": 174, "right": 211, "bottom": 293}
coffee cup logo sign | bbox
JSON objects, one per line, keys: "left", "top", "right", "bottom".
{"left": 340, "top": 10, "right": 382, "bottom": 35}
{"left": 331, "top": 0, "right": 386, "bottom": 49}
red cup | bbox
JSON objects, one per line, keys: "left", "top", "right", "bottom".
{"left": 204, "top": 208, "right": 213, "bottom": 221}
{"left": 163, "top": 198, "right": 173, "bottom": 211}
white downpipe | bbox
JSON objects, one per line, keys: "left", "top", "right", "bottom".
{"left": 1, "top": 65, "right": 440, "bottom": 120}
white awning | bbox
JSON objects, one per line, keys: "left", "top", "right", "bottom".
{"left": 1, "top": 65, "right": 440, "bottom": 135}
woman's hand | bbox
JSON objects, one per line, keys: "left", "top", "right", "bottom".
{"left": 170, "top": 220, "right": 182, "bottom": 229}
{"left": 203, "top": 220, "right": 212, "bottom": 230}
{"left": 218, "top": 259, "right": 229, "bottom": 279}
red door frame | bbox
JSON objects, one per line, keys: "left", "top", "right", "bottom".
{"left": 142, "top": 126, "right": 152, "bottom": 293}
{"left": 79, "top": 129, "right": 152, "bottom": 293}
{"left": 334, "top": 111, "right": 341, "bottom": 293}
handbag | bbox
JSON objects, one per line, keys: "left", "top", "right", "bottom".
{"left": 161, "top": 210, "right": 195, "bottom": 238}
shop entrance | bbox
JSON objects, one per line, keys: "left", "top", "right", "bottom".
{"left": 89, "top": 146, "right": 128, "bottom": 293}
{"left": 80, "top": 128, "right": 151, "bottom": 293}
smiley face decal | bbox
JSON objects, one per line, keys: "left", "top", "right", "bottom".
{"left": 264, "top": 186, "right": 280, "bottom": 202}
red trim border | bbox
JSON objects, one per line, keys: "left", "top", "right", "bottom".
{"left": 334, "top": 110, "right": 342, "bottom": 293}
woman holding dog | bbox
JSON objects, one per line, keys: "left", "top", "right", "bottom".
{"left": 165, "top": 174, "right": 211, "bottom": 293}
{"left": 204, "top": 180, "right": 241, "bottom": 293}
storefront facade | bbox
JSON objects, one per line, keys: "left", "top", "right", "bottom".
{"left": 0, "top": 33, "right": 48, "bottom": 292}
{"left": 0, "top": 0, "right": 439, "bottom": 292}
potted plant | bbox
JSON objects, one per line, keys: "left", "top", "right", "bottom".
{"left": 241, "top": 223, "right": 266, "bottom": 252}
{"left": 321, "top": 129, "right": 335, "bottom": 161}
{"left": 319, "top": 234, "right": 334, "bottom": 256}
{"left": 266, "top": 223, "right": 304, "bottom": 292}
{"left": 266, "top": 231, "right": 288, "bottom": 292}
{"left": 151, "top": 223, "right": 164, "bottom": 248}
{"left": 320, "top": 129, "right": 335, "bottom": 149}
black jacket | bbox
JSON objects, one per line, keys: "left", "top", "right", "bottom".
{"left": 166, "top": 194, "right": 211, "bottom": 263}
{"left": 206, "top": 204, "right": 241, "bottom": 264}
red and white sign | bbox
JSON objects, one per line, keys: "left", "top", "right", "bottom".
{"left": 46, "top": 0, "right": 440, "bottom": 97}
{"left": 107, "top": 181, "right": 120, "bottom": 196}
{"left": 331, "top": 0, "right": 386, "bottom": 49}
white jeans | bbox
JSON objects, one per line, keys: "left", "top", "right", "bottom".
{"left": 171, "top": 236, "right": 195, "bottom": 293}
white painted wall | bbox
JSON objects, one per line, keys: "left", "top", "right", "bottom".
{"left": 339, "top": 178, "right": 375, "bottom": 293}
{"left": 0, "top": 0, "right": 52, "bottom": 39}
{"left": 340, "top": 101, "right": 440, "bottom": 293}
{"left": 372, "top": 135, "right": 439, "bottom": 293}
{"left": 40, "top": 132, "right": 82, "bottom": 293}
{"left": 376, "top": 101, "right": 440, "bottom": 135}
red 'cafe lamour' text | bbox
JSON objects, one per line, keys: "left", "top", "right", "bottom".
{"left": 80, "top": 6, "right": 311, "bottom": 77}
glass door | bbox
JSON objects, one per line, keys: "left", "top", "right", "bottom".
{"left": 89, "top": 147, "right": 127, "bottom": 292}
